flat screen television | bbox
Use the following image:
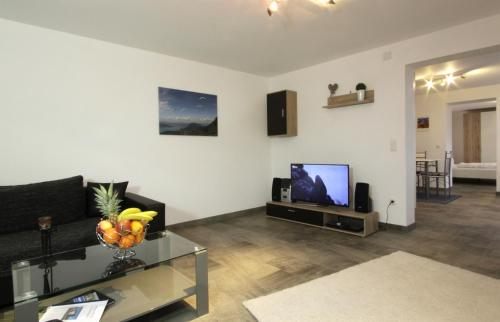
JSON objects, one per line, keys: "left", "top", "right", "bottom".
{"left": 291, "top": 163, "right": 349, "bottom": 207}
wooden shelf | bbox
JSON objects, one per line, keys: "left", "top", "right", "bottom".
{"left": 323, "top": 90, "right": 375, "bottom": 109}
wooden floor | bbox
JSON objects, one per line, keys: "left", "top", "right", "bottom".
{"left": 2, "top": 184, "right": 497, "bottom": 322}
{"left": 140, "top": 183, "right": 500, "bottom": 322}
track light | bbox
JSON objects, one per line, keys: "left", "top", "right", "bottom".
{"left": 445, "top": 74, "right": 455, "bottom": 86}
{"left": 267, "top": 0, "right": 336, "bottom": 16}
{"left": 425, "top": 79, "right": 434, "bottom": 90}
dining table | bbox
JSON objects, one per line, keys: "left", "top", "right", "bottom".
{"left": 416, "top": 159, "right": 439, "bottom": 199}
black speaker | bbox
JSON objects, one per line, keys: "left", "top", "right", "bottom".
{"left": 272, "top": 178, "right": 282, "bottom": 202}
{"left": 355, "top": 182, "right": 371, "bottom": 213}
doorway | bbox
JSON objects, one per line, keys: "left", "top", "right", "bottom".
{"left": 407, "top": 46, "right": 500, "bottom": 210}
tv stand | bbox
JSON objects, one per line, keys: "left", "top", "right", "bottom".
{"left": 266, "top": 201, "right": 379, "bottom": 237}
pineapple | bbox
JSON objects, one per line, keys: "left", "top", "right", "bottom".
{"left": 93, "top": 183, "right": 122, "bottom": 224}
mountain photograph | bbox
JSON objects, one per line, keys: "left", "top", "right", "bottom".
{"left": 159, "top": 87, "right": 218, "bottom": 136}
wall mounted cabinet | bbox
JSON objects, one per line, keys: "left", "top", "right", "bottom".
{"left": 267, "top": 90, "right": 297, "bottom": 137}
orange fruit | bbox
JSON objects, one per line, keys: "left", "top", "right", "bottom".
{"left": 118, "top": 235, "right": 134, "bottom": 249}
{"left": 135, "top": 233, "right": 145, "bottom": 244}
{"left": 103, "top": 228, "right": 120, "bottom": 244}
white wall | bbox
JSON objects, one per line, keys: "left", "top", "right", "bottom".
{"left": 0, "top": 19, "right": 270, "bottom": 225}
{"left": 481, "top": 111, "right": 497, "bottom": 162}
{"left": 269, "top": 14, "right": 500, "bottom": 226}
{"left": 2, "top": 13, "right": 500, "bottom": 227}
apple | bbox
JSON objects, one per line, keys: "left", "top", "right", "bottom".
{"left": 116, "top": 219, "right": 131, "bottom": 234}
{"left": 130, "top": 221, "right": 144, "bottom": 236}
{"left": 98, "top": 220, "right": 113, "bottom": 233}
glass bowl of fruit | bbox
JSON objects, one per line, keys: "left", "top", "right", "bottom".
{"left": 96, "top": 208, "right": 157, "bottom": 260}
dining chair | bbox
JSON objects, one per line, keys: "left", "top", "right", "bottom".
{"left": 424, "top": 151, "right": 453, "bottom": 198}
{"left": 416, "top": 151, "right": 427, "bottom": 194}
{"left": 416, "top": 151, "right": 427, "bottom": 159}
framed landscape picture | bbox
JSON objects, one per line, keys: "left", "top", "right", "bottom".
{"left": 417, "top": 117, "right": 429, "bottom": 130}
{"left": 158, "top": 87, "right": 218, "bottom": 136}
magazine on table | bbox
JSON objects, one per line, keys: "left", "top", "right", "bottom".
{"left": 39, "top": 300, "right": 107, "bottom": 322}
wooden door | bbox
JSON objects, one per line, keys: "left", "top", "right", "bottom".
{"left": 463, "top": 112, "right": 481, "bottom": 163}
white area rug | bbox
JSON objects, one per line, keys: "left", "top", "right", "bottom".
{"left": 243, "top": 251, "right": 500, "bottom": 322}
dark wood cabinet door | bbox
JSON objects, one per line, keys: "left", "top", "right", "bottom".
{"left": 267, "top": 91, "right": 287, "bottom": 136}
{"left": 266, "top": 203, "right": 324, "bottom": 226}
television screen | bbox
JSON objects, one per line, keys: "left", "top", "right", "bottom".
{"left": 291, "top": 163, "right": 349, "bottom": 207}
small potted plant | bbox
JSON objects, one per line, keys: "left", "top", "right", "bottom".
{"left": 356, "top": 83, "right": 367, "bottom": 102}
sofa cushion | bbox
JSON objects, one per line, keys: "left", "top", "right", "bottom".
{"left": 0, "top": 176, "right": 86, "bottom": 234}
{"left": 86, "top": 181, "right": 128, "bottom": 217}
{"left": 0, "top": 217, "right": 100, "bottom": 275}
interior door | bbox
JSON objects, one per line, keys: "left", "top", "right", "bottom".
{"left": 267, "top": 91, "right": 287, "bottom": 136}
{"left": 463, "top": 112, "right": 481, "bottom": 163}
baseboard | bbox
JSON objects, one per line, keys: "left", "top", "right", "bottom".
{"left": 379, "top": 222, "right": 416, "bottom": 231}
{"left": 166, "top": 206, "right": 265, "bottom": 229}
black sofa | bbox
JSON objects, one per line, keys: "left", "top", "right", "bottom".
{"left": 0, "top": 175, "right": 165, "bottom": 308}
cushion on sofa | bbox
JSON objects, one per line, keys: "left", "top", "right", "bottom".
{"left": 86, "top": 181, "right": 128, "bottom": 217}
{"left": 0, "top": 176, "right": 86, "bottom": 234}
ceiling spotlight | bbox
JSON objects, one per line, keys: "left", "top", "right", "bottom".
{"left": 267, "top": 0, "right": 335, "bottom": 16}
{"left": 445, "top": 74, "right": 455, "bottom": 86}
{"left": 268, "top": 0, "right": 279, "bottom": 16}
{"left": 425, "top": 79, "right": 434, "bottom": 90}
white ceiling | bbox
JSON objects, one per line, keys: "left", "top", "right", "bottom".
{"left": 1, "top": 0, "right": 500, "bottom": 76}
{"left": 415, "top": 51, "right": 500, "bottom": 93}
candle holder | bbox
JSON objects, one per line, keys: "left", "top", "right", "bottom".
{"left": 38, "top": 216, "right": 53, "bottom": 257}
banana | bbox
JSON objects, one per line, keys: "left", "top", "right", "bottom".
{"left": 120, "top": 208, "right": 142, "bottom": 216}
{"left": 117, "top": 208, "right": 142, "bottom": 221}
{"left": 121, "top": 213, "right": 154, "bottom": 222}
{"left": 138, "top": 211, "right": 158, "bottom": 218}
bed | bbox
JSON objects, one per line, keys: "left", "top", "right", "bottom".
{"left": 453, "top": 162, "right": 497, "bottom": 181}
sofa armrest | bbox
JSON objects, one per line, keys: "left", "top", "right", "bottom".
{"left": 123, "top": 193, "right": 165, "bottom": 233}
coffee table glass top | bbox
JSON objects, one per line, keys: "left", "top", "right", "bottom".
{"left": 11, "top": 230, "right": 205, "bottom": 304}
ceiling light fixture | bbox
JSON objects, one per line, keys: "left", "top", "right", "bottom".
{"left": 267, "top": 0, "right": 336, "bottom": 16}
{"left": 425, "top": 79, "right": 434, "bottom": 90}
{"left": 418, "top": 71, "right": 466, "bottom": 91}
{"left": 445, "top": 74, "right": 455, "bottom": 86}
{"left": 267, "top": 0, "right": 279, "bottom": 16}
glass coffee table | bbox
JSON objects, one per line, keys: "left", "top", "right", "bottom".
{"left": 11, "top": 230, "right": 208, "bottom": 322}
